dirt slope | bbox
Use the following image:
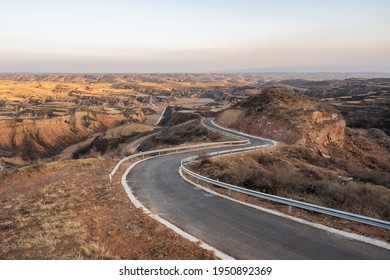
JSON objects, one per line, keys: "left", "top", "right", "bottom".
{"left": 0, "top": 112, "right": 126, "bottom": 159}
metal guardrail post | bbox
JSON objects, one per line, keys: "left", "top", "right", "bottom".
{"left": 288, "top": 198, "right": 293, "bottom": 214}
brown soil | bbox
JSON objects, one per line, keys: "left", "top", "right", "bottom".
{"left": 0, "top": 157, "right": 216, "bottom": 259}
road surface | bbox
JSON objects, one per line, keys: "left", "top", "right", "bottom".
{"left": 126, "top": 119, "right": 390, "bottom": 259}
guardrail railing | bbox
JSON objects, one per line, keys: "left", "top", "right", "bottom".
{"left": 180, "top": 152, "right": 390, "bottom": 230}
{"left": 109, "top": 139, "right": 249, "bottom": 183}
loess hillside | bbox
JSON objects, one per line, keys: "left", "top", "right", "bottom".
{"left": 217, "top": 87, "right": 346, "bottom": 155}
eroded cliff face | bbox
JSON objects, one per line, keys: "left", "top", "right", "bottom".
{"left": 0, "top": 112, "right": 127, "bottom": 159}
{"left": 300, "top": 111, "right": 346, "bottom": 155}
{"left": 216, "top": 87, "right": 346, "bottom": 155}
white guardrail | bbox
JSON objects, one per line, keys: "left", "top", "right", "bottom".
{"left": 180, "top": 152, "right": 390, "bottom": 230}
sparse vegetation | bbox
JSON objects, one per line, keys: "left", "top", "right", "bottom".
{"left": 0, "top": 158, "right": 216, "bottom": 259}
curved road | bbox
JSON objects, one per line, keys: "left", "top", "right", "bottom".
{"left": 126, "top": 119, "right": 390, "bottom": 259}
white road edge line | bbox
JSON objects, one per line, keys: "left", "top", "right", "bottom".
{"left": 179, "top": 168, "right": 390, "bottom": 250}
{"left": 121, "top": 157, "right": 235, "bottom": 260}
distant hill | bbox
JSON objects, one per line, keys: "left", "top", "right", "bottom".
{"left": 264, "top": 78, "right": 390, "bottom": 135}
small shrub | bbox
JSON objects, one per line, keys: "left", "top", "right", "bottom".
{"left": 299, "top": 167, "right": 324, "bottom": 181}
{"left": 242, "top": 170, "right": 276, "bottom": 195}
{"left": 198, "top": 152, "right": 211, "bottom": 166}
{"left": 290, "top": 147, "right": 332, "bottom": 169}
{"left": 256, "top": 153, "right": 278, "bottom": 167}
{"left": 347, "top": 167, "right": 390, "bottom": 188}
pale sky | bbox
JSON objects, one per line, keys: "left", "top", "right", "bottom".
{"left": 1, "top": 0, "right": 390, "bottom": 72}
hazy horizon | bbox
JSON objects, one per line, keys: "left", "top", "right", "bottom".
{"left": 1, "top": 68, "right": 390, "bottom": 74}
{"left": 1, "top": 0, "right": 390, "bottom": 73}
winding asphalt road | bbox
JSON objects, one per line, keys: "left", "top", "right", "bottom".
{"left": 126, "top": 119, "right": 390, "bottom": 259}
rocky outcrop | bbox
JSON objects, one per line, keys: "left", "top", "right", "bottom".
{"left": 301, "top": 110, "right": 345, "bottom": 155}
